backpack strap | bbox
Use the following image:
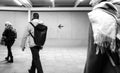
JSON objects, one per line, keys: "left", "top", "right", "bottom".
{"left": 29, "top": 22, "right": 34, "bottom": 38}
{"left": 29, "top": 22, "right": 35, "bottom": 28}
{"left": 29, "top": 31, "right": 34, "bottom": 38}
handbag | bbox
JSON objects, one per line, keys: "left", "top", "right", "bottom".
{"left": 0, "top": 36, "right": 6, "bottom": 45}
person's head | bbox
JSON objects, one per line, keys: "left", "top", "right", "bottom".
{"left": 5, "top": 21, "right": 13, "bottom": 29}
{"left": 32, "top": 13, "right": 39, "bottom": 20}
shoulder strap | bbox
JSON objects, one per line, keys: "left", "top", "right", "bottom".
{"left": 29, "top": 31, "right": 34, "bottom": 38}
{"left": 29, "top": 22, "right": 35, "bottom": 28}
{"left": 29, "top": 22, "right": 34, "bottom": 38}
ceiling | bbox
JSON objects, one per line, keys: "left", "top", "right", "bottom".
{"left": 0, "top": 0, "right": 91, "bottom": 7}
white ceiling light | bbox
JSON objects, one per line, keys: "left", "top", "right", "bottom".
{"left": 74, "top": 0, "right": 84, "bottom": 7}
{"left": 79, "top": 0, "right": 84, "bottom": 2}
{"left": 14, "top": 0, "right": 32, "bottom": 7}
{"left": 51, "top": 0, "right": 54, "bottom": 2}
{"left": 20, "top": 0, "right": 32, "bottom": 7}
{"left": 14, "top": 0, "right": 22, "bottom": 6}
{"left": 21, "top": 0, "right": 31, "bottom": 5}
{"left": 50, "top": 0, "right": 55, "bottom": 7}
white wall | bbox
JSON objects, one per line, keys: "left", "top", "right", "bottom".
{"left": 0, "top": 11, "right": 28, "bottom": 46}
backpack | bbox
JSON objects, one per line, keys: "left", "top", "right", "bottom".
{"left": 29, "top": 22, "right": 47, "bottom": 47}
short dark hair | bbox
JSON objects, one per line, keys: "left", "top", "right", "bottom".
{"left": 33, "top": 13, "right": 39, "bottom": 19}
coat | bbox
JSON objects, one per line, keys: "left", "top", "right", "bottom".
{"left": 2, "top": 27, "right": 17, "bottom": 46}
{"left": 84, "top": 2, "right": 119, "bottom": 73}
{"left": 84, "top": 23, "right": 117, "bottom": 73}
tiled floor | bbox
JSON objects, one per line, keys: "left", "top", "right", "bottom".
{"left": 0, "top": 46, "right": 87, "bottom": 73}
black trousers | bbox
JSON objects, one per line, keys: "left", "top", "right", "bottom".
{"left": 6, "top": 40, "right": 15, "bottom": 61}
{"left": 6, "top": 45, "right": 13, "bottom": 60}
{"left": 30, "top": 46, "right": 43, "bottom": 73}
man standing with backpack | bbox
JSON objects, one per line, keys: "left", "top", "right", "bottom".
{"left": 21, "top": 13, "right": 47, "bottom": 73}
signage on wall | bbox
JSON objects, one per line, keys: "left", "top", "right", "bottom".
{"left": 58, "top": 24, "right": 64, "bottom": 29}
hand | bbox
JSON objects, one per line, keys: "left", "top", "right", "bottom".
{"left": 22, "top": 47, "right": 25, "bottom": 51}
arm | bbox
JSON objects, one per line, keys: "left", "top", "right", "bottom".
{"left": 2, "top": 28, "right": 7, "bottom": 37}
{"left": 13, "top": 29, "right": 17, "bottom": 39}
{"left": 20, "top": 24, "right": 30, "bottom": 51}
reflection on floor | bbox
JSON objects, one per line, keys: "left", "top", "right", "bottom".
{"left": 0, "top": 46, "right": 87, "bottom": 73}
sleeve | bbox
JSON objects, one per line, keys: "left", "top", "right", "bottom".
{"left": 13, "top": 29, "right": 17, "bottom": 39}
{"left": 2, "top": 29, "right": 7, "bottom": 36}
{"left": 15, "top": 30, "right": 17, "bottom": 39}
{"left": 20, "top": 24, "right": 30, "bottom": 48}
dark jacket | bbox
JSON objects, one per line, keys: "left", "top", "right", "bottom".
{"left": 2, "top": 28, "right": 17, "bottom": 46}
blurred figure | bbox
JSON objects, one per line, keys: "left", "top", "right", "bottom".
{"left": 2, "top": 21, "right": 17, "bottom": 63}
{"left": 21, "top": 13, "right": 47, "bottom": 73}
{"left": 84, "top": 0, "right": 120, "bottom": 73}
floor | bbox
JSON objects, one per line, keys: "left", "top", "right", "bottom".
{"left": 0, "top": 46, "right": 87, "bottom": 73}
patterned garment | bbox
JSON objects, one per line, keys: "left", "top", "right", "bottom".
{"left": 88, "top": 2, "right": 118, "bottom": 52}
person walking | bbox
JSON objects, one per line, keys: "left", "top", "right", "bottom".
{"left": 21, "top": 13, "right": 47, "bottom": 73}
{"left": 2, "top": 21, "right": 17, "bottom": 63}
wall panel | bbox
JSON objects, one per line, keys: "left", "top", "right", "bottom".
{"left": 0, "top": 11, "right": 28, "bottom": 46}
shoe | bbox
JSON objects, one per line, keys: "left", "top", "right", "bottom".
{"left": 7, "top": 59, "right": 13, "bottom": 63}
{"left": 5, "top": 57, "right": 9, "bottom": 61}
{"left": 28, "top": 69, "right": 35, "bottom": 73}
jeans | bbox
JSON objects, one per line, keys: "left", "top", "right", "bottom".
{"left": 30, "top": 46, "right": 43, "bottom": 73}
